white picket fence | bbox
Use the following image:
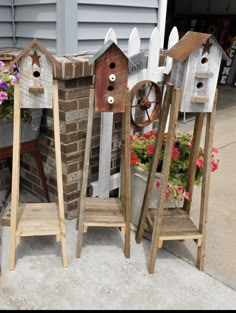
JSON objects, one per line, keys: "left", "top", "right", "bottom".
{"left": 90, "top": 26, "right": 179, "bottom": 198}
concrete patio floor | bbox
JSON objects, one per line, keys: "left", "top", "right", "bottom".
{"left": 0, "top": 85, "right": 235, "bottom": 310}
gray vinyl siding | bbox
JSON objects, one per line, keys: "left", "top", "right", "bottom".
{"left": 0, "top": 0, "right": 14, "bottom": 48}
{"left": 14, "top": 0, "right": 57, "bottom": 52}
{"left": 77, "top": 0, "right": 159, "bottom": 53}
{"left": 0, "top": 0, "right": 159, "bottom": 54}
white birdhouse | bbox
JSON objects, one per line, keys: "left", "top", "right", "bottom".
{"left": 166, "top": 31, "right": 229, "bottom": 113}
{"left": 14, "top": 39, "right": 60, "bottom": 109}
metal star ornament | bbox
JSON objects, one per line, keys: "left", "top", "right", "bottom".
{"left": 202, "top": 39, "right": 212, "bottom": 56}
{"left": 30, "top": 50, "right": 41, "bottom": 67}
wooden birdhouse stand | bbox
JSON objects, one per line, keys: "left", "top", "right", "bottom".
{"left": 9, "top": 39, "right": 68, "bottom": 270}
{"left": 135, "top": 32, "right": 228, "bottom": 274}
{"left": 76, "top": 40, "right": 131, "bottom": 258}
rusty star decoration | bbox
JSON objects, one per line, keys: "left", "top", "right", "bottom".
{"left": 30, "top": 50, "right": 41, "bottom": 67}
{"left": 202, "top": 39, "right": 212, "bottom": 56}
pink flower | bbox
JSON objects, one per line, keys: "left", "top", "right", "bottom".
{"left": 196, "top": 158, "right": 204, "bottom": 168}
{"left": 212, "top": 147, "right": 219, "bottom": 153}
{"left": 211, "top": 159, "right": 219, "bottom": 172}
{"left": 0, "top": 91, "right": 8, "bottom": 101}
{"left": 172, "top": 147, "right": 180, "bottom": 160}
{"left": 183, "top": 192, "right": 190, "bottom": 200}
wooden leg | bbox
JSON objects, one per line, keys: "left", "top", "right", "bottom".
{"left": 183, "top": 113, "right": 204, "bottom": 215}
{"left": 136, "top": 83, "right": 174, "bottom": 244}
{"left": 124, "top": 90, "right": 131, "bottom": 258}
{"left": 53, "top": 80, "right": 68, "bottom": 268}
{"left": 148, "top": 88, "right": 181, "bottom": 274}
{"left": 197, "top": 90, "right": 218, "bottom": 271}
{"left": 9, "top": 83, "right": 21, "bottom": 271}
{"left": 76, "top": 88, "right": 95, "bottom": 258}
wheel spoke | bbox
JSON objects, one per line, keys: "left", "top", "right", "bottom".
{"left": 145, "top": 109, "right": 151, "bottom": 121}
{"left": 146, "top": 84, "right": 153, "bottom": 98}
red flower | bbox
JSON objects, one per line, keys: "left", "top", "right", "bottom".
{"left": 172, "top": 147, "right": 180, "bottom": 160}
{"left": 130, "top": 135, "right": 135, "bottom": 143}
{"left": 156, "top": 180, "right": 161, "bottom": 189}
{"left": 177, "top": 186, "right": 184, "bottom": 194}
{"left": 149, "top": 130, "right": 157, "bottom": 137}
{"left": 143, "top": 133, "right": 152, "bottom": 140}
{"left": 166, "top": 191, "right": 170, "bottom": 199}
{"left": 130, "top": 153, "right": 139, "bottom": 165}
{"left": 147, "top": 144, "right": 155, "bottom": 155}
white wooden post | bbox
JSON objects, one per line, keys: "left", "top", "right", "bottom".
{"left": 97, "top": 29, "right": 117, "bottom": 198}
{"left": 157, "top": 0, "right": 168, "bottom": 49}
{"left": 163, "top": 27, "right": 179, "bottom": 131}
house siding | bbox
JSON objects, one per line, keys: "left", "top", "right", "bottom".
{"left": 77, "top": 0, "right": 159, "bottom": 53}
{"left": 0, "top": 0, "right": 159, "bottom": 54}
{"left": 13, "top": 0, "right": 57, "bottom": 52}
{"left": 0, "top": 0, "right": 14, "bottom": 48}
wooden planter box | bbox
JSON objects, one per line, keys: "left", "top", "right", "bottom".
{"left": 0, "top": 109, "right": 42, "bottom": 148}
{"left": 131, "top": 166, "right": 184, "bottom": 228}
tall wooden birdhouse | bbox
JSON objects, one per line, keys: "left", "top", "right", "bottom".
{"left": 14, "top": 38, "right": 60, "bottom": 109}
{"left": 89, "top": 39, "right": 128, "bottom": 112}
{"left": 166, "top": 31, "right": 229, "bottom": 113}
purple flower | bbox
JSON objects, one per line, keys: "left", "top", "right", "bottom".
{"left": 0, "top": 61, "right": 5, "bottom": 67}
{"left": 0, "top": 81, "right": 8, "bottom": 89}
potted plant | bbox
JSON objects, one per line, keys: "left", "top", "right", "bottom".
{"left": 130, "top": 130, "right": 219, "bottom": 227}
{"left": 0, "top": 61, "right": 42, "bottom": 148}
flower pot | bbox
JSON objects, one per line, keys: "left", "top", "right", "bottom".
{"left": 0, "top": 109, "right": 42, "bottom": 148}
{"left": 130, "top": 166, "right": 184, "bottom": 228}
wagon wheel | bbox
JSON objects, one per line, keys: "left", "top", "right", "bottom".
{"left": 130, "top": 80, "right": 162, "bottom": 128}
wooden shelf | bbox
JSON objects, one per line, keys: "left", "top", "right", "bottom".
{"left": 148, "top": 207, "right": 202, "bottom": 241}
{"left": 16, "top": 203, "right": 60, "bottom": 237}
{"left": 84, "top": 198, "right": 126, "bottom": 228}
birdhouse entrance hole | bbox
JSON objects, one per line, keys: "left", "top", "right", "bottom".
{"left": 201, "top": 57, "right": 208, "bottom": 64}
{"left": 33, "top": 71, "right": 41, "bottom": 78}
{"left": 109, "top": 62, "right": 116, "bottom": 69}
{"left": 197, "top": 82, "right": 204, "bottom": 89}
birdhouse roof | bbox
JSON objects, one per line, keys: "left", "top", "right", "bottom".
{"left": 166, "top": 31, "right": 229, "bottom": 62}
{"left": 88, "top": 39, "right": 128, "bottom": 65}
{"left": 13, "top": 38, "right": 60, "bottom": 69}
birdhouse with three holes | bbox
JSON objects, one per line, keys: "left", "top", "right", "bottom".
{"left": 89, "top": 40, "right": 128, "bottom": 112}
{"left": 14, "top": 38, "right": 60, "bottom": 109}
{"left": 166, "top": 31, "right": 228, "bottom": 113}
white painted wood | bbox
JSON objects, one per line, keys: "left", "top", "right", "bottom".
{"left": 163, "top": 26, "right": 179, "bottom": 131}
{"left": 90, "top": 173, "right": 120, "bottom": 198}
{"left": 163, "top": 26, "right": 179, "bottom": 75}
{"left": 78, "top": 0, "right": 158, "bottom": 8}
{"left": 157, "top": 0, "right": 168, "bottom": 49}
{"left": 144, "top": 27, "right": 161, "bottom": 133}
{"left": 180, "top": 44, "right": 223, "bottom": 113}
{"left": 19, "top": 47, "right": 53, "bottom": 109}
